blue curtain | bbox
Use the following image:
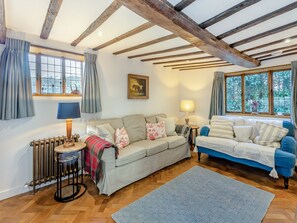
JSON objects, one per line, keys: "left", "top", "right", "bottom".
{"left": 0, "top": 38, "right": 35, "bottom": 120}
{"left": 81, "top": 53, "right": 102, "bottom": 113}
{"left": 291, "top": 61, "right": 297, "bottom": 128}
{"left": 209, "top": 71, "right": 225, "bottom": 119}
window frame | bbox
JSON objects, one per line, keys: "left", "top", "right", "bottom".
{"left": 225, "top": 65, "right": 292, "bottom": 117}
{"left": 30, "top": 53, "right": 83, "bottom": 97}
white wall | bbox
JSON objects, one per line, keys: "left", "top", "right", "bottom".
{"left": 179, "top": 55, "right": 297, "bottom": 127}
{"left": 0, "top": 32, "right": 180, "bottom": 200}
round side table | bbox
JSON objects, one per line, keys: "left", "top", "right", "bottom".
{"left": 190, "top": 125, "right": 200, "bottom": 151}
{"left": 54, "top": 142, "right": 87, "bottom": 202}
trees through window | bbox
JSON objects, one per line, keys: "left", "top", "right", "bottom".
{"left": 225, "top": 69, "right": 292, "bottom": 116}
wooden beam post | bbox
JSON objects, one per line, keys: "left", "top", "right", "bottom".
{"left": 117, "top": 0, "right": 260, "bottom": 68}
{"left": 0, "top": 0, "right": 7, "bottom": 44}
{"left": 40, "top": 0, "right": 63, "bottom": 39}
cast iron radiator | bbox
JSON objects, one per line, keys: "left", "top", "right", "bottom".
{"left": 29, "top": 134, "right": 80, "bottom": 194}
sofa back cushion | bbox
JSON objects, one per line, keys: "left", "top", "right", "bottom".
{"left": 145, "top": 113, "right": 167, "bottom": 123}
{"left": 87, "top": 118, "right": 123, "bottom": 135}
{"left": 209, "top": 119, "right": 234, "bottom": 139}
{"left": 123, "top": 114, "right": 146, "bottom": 143}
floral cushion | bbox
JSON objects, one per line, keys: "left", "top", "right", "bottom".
{"left": 115, "top": 127, "right": 130, "bottom": 150}
{"left": 146, "top": 121, "right": 167, "bottom": 140}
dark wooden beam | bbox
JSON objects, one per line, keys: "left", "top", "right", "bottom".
{"left": 179, "top": 63, "right": 232, "bottom": 71}
{"left": 199, "top": 0, "right": 261, "bottom": 29}
{"left": 241, "top": 35, "right": 297, "bottom": 53}
{"left": 113, "top": 34, "right": 177, "bottom": 55}
{"left": 128, "top": 44, "right": 194, "bottom": 59}
{"left": 164, "top": 59, "right": 223, "bottom": 67}
{"left": 93, "top": 22, "right": 154, "bottom": 50}
{"left": 255, "top": 47, "right": 297, "bottom": 60}
{"left": 217, "top": 2, "right": 297, "bottom": 39}
{"left": 154, "top": 55, "right": 215, "bottom": 65}
{"left": 141, "top": 51, "right": 204, "bottom": 62}
{"left": 250, "top": 44, "right": 297, "bottom": 57}
{"left": 0, "top": 0, "right": 6, "bottom": 44}
{"left": 40, "top": 0, "right": 63, "bottom": 39}
{"left": 71, "top": 1, "right": 121, "bottom": 46}
{"left": 259, "top": 51, "right": 297, "bottom": 61}
{"left": 117, "top": 0, "right": 260, "bottom": 68}
{"left": 174, "top": 0, "right": 196, "bottom": 12}
{"left": 231, "top": 21, "right": 297, "bottom": 47}
{"left": 172, "top": 62, "right": 229, "bottom": 69}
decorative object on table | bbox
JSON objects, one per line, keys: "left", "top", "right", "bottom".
{"left": 54, "top": 142, "right": 87, "bottom": 202}
{"left": 249, "top": 99, "right": 259, "bottom": 114}
{"left": 57, "top": 102, "right": 81, "bottom": 148}
{"left": 128, "top": 74, "right": 149, "bottom": 99}
{"left": 180, "top": 99, "right": 195, "bottom": 124}
{"left": 112, "top": 166, "right": 274, "bottom": 223}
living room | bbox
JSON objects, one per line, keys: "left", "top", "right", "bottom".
{"left": 0, "top": 0, "right": 297, "bottom": 222}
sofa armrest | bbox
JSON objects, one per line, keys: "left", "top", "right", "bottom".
{"left": 200, "top": 126, "right": 210, "bottom": 136}
{"left": 280, "top": 136, "right": 296, "bottom": 156}
{"left": 101, "top": 146, "right": 116, "bottom": 171}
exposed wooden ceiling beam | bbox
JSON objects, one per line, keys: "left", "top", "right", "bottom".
{"left": 199, "top": 0, "right": 262, "bottom": 29}
{"left": 231, "top": 21, "right": 297, "bottom": 47}
{"left": 241, "top": 34, "right": 297, "bottom": 53}
{"left": 117, "top": 0, "right": 259, "bottom": 68}
{"left": 113, "top": 34, "right": 177, "bottom": 55}
{"left": 179, "top": 63, "right": 232, "bottom": 71}
{"left": 255, "top": 47, "right": 297, "bottom": 60}
{"left": 153, "top": 55, "right": 215, "bottom": 65}
{"left": 141, "top": 51, "right": 204, "bottom": 62}
{"left": 259, "top": 51, "right": 297, "bottom": 61}
{"left": 172, "top": 62, "right": 229, "bottom": 69}
{"left": 217, "top": 2, "right": 297, "bottom": 39}
{"left": 40, "top": 0, "right": 63, "bottom": 39}
{"left": 164, "top": 59, "right": 223, "bottom": 67}
{"left": 174, "top": 0, "right": 196, "bottom": 12}
{"left": 0, "top": 0, "right": 6, "bottom": 44}
{"left": 128, "top": 44, "right": 194, "bottom": 59}
{"left": 71, "top": 1, "right": 121, "bottom": 46}
{"left": 93, "top": 22, "right": 154, "bottom": 51}
{"left": 249, "top": 44, "right": 297, "bottom": 57}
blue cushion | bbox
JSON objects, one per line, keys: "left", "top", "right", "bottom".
{"left": 283, "top": 121, "right": 294, "bottom": 137}
{"left": 280, "top": 136, "right": 296, "bottom": 155}
{"left": 200, "top": 126, "right": 210, "bottom": 136}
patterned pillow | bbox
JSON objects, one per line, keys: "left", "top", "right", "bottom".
{"left": 115, "top": 127, "right": 130, "bottom": 150}
{"left": 208, "top": 119, "right": 234, "bottom": 139}
{"left": 146, "top": 121, "right": 167, "bottom": 140}
{"left": 254, "top": 121, "right": 288, "bottom": 148}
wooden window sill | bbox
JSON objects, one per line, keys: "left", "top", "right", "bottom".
{"left": 33, "top": 94, "right": 82, "bottom": 97}
{"left": 226, "top": 112, "right": 290, "bottom": 119}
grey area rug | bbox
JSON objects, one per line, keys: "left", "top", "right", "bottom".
{"left": 112, "top": 166, "right": 274, "bottom": 223}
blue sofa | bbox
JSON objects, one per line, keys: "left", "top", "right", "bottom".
{"left": 197, "top": 120, "right": 296, "bottom": 189}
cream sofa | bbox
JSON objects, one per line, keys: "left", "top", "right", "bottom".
{"left": 85, "top": 113, "right": 191, "bottom": 195}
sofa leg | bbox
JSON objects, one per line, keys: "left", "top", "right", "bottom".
{"left": 198, "top": 152, "right": 201, "bottom": 162}
{"left": 284, "top": 177, "right": 289, "bottom": 189}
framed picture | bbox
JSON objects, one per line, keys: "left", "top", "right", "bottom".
{"left": 128, "top": 74, "right": 149, "bottom": 99}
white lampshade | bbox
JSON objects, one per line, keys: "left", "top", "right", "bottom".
{"left": 180, "top": 100, "right": 195, "bottom": 113}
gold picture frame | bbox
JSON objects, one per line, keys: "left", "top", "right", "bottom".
{"left": 128, "top": 74, "right": 149, "bottom": 99}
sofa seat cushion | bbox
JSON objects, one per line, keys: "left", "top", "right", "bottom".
{"left": 133, "top": 140, "right": 168, "bottom": 156}
{"left": 116, "top": 145, "right": 146, "bottom": 167}
{"left": 196, "top": 136, "right": 238, "bottom": 156}
{"left": 157, "top": 136, "right": 186, "bottom": 149}
{"left": 233, "top": 143, "right": 276, "bottom": 168}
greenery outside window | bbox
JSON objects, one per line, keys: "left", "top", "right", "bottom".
{"left": 29, "top": 53, "right": 83, "bottom": 96}
{"left": 225, "top": 67, "right": 292, "bottom": 116}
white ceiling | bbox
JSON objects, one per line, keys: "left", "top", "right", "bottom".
{"left": 4, "top": 0, "right": 297, "bottom": 66}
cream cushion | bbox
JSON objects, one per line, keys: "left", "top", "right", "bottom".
{"left": 156, "top": 116, "right": 177, "bottom": 136}
{"left": 116, "top": 145, "right": 146, "bottom": 167}
{"left": 208, "top": 119, "right": 234, "bottom": 139}
{"left": 96, "top": 123, "right": 115, "bottom": 144}
{"left": 133, "top": 140, "right": 168, "bottom": 156}
{"left": 233, "top": 126, "right": 252, "bottom": 143}
{"left": 157, "top": 135, "right": 186, "bottom": 149}
{"left": 123, "top": 114, "right": 146, "bottom": 143}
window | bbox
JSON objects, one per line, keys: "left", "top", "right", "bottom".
{"left": 29, "top": 53, "right": 83, "bottom": 96}
{"left": 225, "top": 68, "right": 292, "bottom": 116}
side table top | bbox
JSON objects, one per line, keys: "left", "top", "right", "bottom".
{"left": 55, "top": 142, "right": 86, "bottom": 153}
{"left": 190, "top": 125, "right": 199, "bottom": 129}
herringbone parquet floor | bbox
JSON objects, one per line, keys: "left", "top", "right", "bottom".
{"left": 0, "top": 152, "right": 297, "bottom": 223}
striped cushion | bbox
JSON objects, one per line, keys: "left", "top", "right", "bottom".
{"left": 208, "top": 119, "right": 234, "bottom": 139}
{"left": 254, "top": 121, "right": 288, "bottom": 148}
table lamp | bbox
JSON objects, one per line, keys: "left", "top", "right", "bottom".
{"left": 180, "top": 100, "right": 195, "bottom": 125}
{"left": 57, "top": 102, "right": 81, "bottom": 148}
